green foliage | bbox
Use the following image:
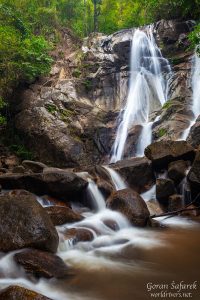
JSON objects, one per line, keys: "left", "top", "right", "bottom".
{"left": 0, "top": 97, "right": 7, "bottom": 109}
{"left": 158, "top": 128, "right": 167, "bottom": 138}
{"left": 83, "top": 79, "right": 93, "bottom": 91}
{"left": 0, "top": 116, "right": 7, "bottom": 126}
{"left": 0, "top": 2, "right": 53, "bottom": 95}
{"left": 9, "top": 144, "right": 34, "bottom": 160}
{"left": 0, "top": 97, "right": 7, "bottom": 126}
{"left": 162, "top": 100, "right": 173, "bottom": 109}
{"left": 1, "top": 0, "right": 200, "bottom": 98}
{"left": 189, "top": 24, "right": 200, "bottom": 54}
{"left": 72, "top": 68, "right": 82, "bottom": 78}
{"left": 45, "top": 104, "right": 58, "bottom": 114}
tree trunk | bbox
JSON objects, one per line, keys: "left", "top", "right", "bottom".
{"left": 84, "top": 0, "right": 88, "bottom": 36}
{"left": 93, "top": 0, "right": 98, "bottom": 32}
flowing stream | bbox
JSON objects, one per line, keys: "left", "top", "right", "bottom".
{"left": 0, "top": 173, "right": 199, "bottom": 299}
{"left": 103, "top": 166, "right": 127, "bottom": 191}
{"left": 111, "top": 26, "right": 171, "bottom": 162}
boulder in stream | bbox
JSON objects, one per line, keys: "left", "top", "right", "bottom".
{"left": 107, "top": 188, "right": 150, "bottom": 227}
{"left": 0, "top": 170, "right": 88, "bottom": 200}
{"left": 0, "top": 192, "right": 59, "bottom": 252}
{"left": 14, "top": 249, "right": 73, "bottom": 279}
{"left": 145, "top": 140, "right": 195, "bottom": 169}
{"left": 63, "top": 228, "right": 94, "bottom": 244}
{"left": 168, "top": 194, "right": 183, "bottom": 212}
{"left": 0, "top": 286, "right": 52, "bottom": 300}
{"left": 156, "top": 178, "right": 176, "bottom": 206}
{"left": 110, "top": 157, "right": 155, "bottom": 193}
{"left": 168, "top": 160, "right": 190, "bottom": 184}
{"left": 45, "top": 206, "right": 84, "bottom": 226}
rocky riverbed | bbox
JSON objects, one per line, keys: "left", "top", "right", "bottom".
{"left": 0, "top": 139, "right": 199, "bottom": 299}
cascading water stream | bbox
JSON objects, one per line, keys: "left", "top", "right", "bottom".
{"left": 103, "top": 166, "right": 127, "bottom": 191}
{"left": 181, "top": 53, "right": 200, "bottom": 140}
{"left": 77, "top": 172, "right": 106, "bottom": 211}
{"left": 111, "top": 26, "right": 171, "bottom": 163}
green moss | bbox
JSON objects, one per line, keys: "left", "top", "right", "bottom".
{"left": 9, "top": 144, "right": 33, "bottom": 160}
{"left": 45, "top": 103, "right": 58, "bottom": 114}
{"left": 59, "top": 108, "right": 75, "bottom": 122}
{"left": 169, "top": 56, "right": 184, "bottom": 65}
{"left": 72, "top": 68, "right": 82, "bottom": 78}
{"left": 68, "top": 126, "right": 82, "bottom": 143}
{"left": 162, "top": 100, "right": 173, "bottom": 109}
{"left": 0, "top": 97, "right": 7, "bottom": 126}
{"left": 158, "top": 128, "right": 167, "bottom": 138}
{"left": 0, "top": 115, "right": 7, "bottom": 126}
{"left": 83, "top": 79, "right": 93, "bottom": 92}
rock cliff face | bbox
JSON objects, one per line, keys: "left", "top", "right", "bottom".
{"left": 13, "top": 20, "right": 197, "bottom": 167}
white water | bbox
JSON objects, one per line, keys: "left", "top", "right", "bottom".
{"left": 77, "top": 172, "right": 106, "bottom": 211}
{"left": 103, "top": 166, "right": 127, "bottom": 190}
{"left": 111, "top": 26, "right": 171, "bottom": 162}
{"left": 87, "top": 178, "right": 106, "bottom": 211}
{"left": 0, "top": 176, "right": 199, "bottom": 299}
{"left": 181, "top": 53, "right": 200, "bottom": 140}
{"left": 136, "top": 121, "right": 153, "bottom": 157}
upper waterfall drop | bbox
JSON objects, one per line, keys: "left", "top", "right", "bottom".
{"left": 110, "top": 26, "right": 171, "bottom": 163}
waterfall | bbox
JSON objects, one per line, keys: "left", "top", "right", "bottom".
{"left": 103, "top": 166, "right": 127, "bottom": 191}
{"left": 77, "top": 172, "right": 106, "bottom": 211}
{"left": 87, "top": 178, "right": 106, "bottom": 211}
{"left": 182, "top": 53, "right": 200, "bottom": 140}
{"left": 111, "top": 26, "right": 171, "bottom": 163}
{"left": 136, "top": 121, "right": 153, "bottom": 157}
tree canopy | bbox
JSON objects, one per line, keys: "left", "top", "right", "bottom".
{"left": 1, "top": 0, "right": 200, "bottom": 101}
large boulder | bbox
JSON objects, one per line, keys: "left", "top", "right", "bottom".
{"left": 155, "top": 19, "right": 194, "bottom": 49}
{"left": 107, "top": 188, "right": 150, "bottom": 227}
{"left": 0, "top": 170, "right": 87, "bottom": 200}
{"left": 0, "top": 193, "right": 59, "bottom": 252}
{"left": 110, "top": 157, "right": 155, "bottom": 193}
{"left": 168, "top": 160, "right": 190, "bottom": 184}
{"left": 188, "top": 150, "right": 200, "bottom": 198}
{"left": 63, "top": 228, "right": 94, "bottom": 244}
{"left": 168, "top": 194, "right": 183, "bottom": 212}
{"left": 152, "top": 99, "right": 194, "bottom": 142}
{"left": 14, "top": 249, "right": 72, "bottom": 279}
{"left": 156, "top": 178, "right": 176, "bottom": 206}
{"left": 145, "top": 140, "right": 195, "bottom": 169}
{"left": 0, "top": 286, "right": 52, "bottom": 300}
{"left": 45, "top": 206, "right": 83, "bottom": 226}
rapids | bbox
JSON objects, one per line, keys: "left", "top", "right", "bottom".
{"left": 0, "top": 175, "right": 199, "bottom": 299}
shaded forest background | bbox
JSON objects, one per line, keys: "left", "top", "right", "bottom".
{"left": 1, "top": 0, "right": 200, "bottom": 113}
